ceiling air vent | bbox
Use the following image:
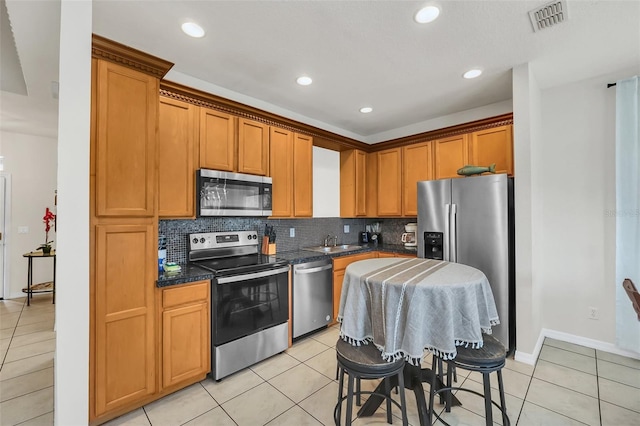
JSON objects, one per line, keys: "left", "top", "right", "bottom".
{"left": 529, "top": 0, "right": 568, "bottom": 32}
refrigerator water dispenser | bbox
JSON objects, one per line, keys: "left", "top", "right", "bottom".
{"left": 424, "top": 232, "right": 443, "bottom": 260}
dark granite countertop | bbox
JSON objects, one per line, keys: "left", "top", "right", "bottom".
{"left": 275, "top": 243, "right": 418, "bottom": 264}
{"left": 157, "top": 243, "right": 418, "bottom": 287}
{"left": 157, "top": 264, "right": 214, "bottom": 287}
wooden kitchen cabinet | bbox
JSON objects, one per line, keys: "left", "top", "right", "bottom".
{"left": 269, "top": 128, "right": 313, "bottom": 217}
{"left": 161, "top": 281, "right": 210, "bottom": 389}
{"left": 269, "top": 127, "right": 294, "bottom": 217}
{"left": 434, "top": 134, "right": 469, "bottom": 180}
{"left": 293, "top": 133, "right": 313, "bottom": 217}
{"left": 94, "top": 222, "right": 157, "bottom": 416}
{"left": 238, "top": 118, "right": 269, "bottom": 176}
{"left": 199, "top": 108, "right": 236, "bottom": 172}
{"left": 402, "top": 141, "right": 433, "bottom": 216}
{"left": 158, "top": 97, "right": 198, "bottom": 218}
{"left": 340, "top": 149, "right": 367, "bottom": 217}
{"left": 377, "top": 148, "right": 403, "bottom": 216}
{"left": 332, "top": 252, "right": 377, "bottom": 323}
{"left": 469, "top": 125, "right": 513, "bottom": 176}
{"left": 94, "top": 60, "right": 158, "bottom": 217}
{"left": 366, "top": 152, "right": 378, "bottom": 217}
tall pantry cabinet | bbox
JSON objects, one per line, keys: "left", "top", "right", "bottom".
{"left": 90, "top": 35, "right": 173, "bottom": 423}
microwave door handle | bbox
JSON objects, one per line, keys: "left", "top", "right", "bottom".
{"left": 216, "top": 266, "right": 290, "bottom": 284}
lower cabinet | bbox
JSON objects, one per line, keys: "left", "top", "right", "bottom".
{"left": 332, "top": 252, "right": 377, "bottom": 324}
{"left": 160, "top": 281, "right": 210, "bottom": 390}
{"left": 93, "top": 222, "right": 157, "bottom": 418}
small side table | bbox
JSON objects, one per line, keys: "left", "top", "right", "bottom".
{"left": 22, "top": 250, "right": 56, "bottom": 306}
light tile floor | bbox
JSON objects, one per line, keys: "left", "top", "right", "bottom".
{"left": 1, "top": 295, "right": 639, "bottom": 425}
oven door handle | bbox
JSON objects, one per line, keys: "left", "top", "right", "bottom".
{"left": 216, "top": 266, "right": 290, "bottom": 284}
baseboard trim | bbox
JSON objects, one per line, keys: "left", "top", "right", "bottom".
{"left": 514, "top": 328, "right": 640, "bottom": 365}
{"left": 541, "top": 328, "right": 640, "bottom": 360}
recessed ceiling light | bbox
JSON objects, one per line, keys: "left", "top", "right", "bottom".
{"left": 360, "top": 107, "right": 373, "bottom": 114}
{"left": 463, "top": 69, "right": 483, "bottom": 79}
{"left": 181, "top": 22, "right": 205, "bottom": 38}
{"left": 415, "top": 6, "right": 440, "bottom": 23}
{"left": 296, "top": 76, "right": 313, "bottom": 86}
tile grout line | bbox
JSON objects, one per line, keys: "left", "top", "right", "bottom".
{"left": 0, "top": 297, "right": 26, "bottom": 370}
{"left": 595, "top": 351, "right": 602, "bottom": 426}
{"left": 0, "top": 384, "right": 54, "bottom": 406}
{"left": 14, "top": 410, "right": 54, "bottom": 426}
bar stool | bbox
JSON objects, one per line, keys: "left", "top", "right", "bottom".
{"left": 430, "top": 334, "right": 509, "bottom": 426}
{"left": 334, "top": 339, "right": 408, "bottom": 426}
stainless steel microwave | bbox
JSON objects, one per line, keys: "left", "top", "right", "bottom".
{"left": 197, "top": 169, "right": 272, "bottom": 217}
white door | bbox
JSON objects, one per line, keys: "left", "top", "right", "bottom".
{"left": 0, "top": 175, "right": 5, "bottom": 299}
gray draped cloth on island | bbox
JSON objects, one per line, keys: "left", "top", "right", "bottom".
{"left": 337, "top": 258, "right": 500, "bottom": 365}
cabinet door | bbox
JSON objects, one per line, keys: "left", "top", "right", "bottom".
{"left": 402, "top": 142, "right": 433, "bottom": 216}
{"left": 377, "top": 252, "right": 395, "bottom": 258}
{"left": 366, "top": 152, "right": 378, "bottom": 217}
{"left": 158, "top": 98, "right": 197, "bottom": 218}
{"left": 354, "top": 150, "right": 367, "bottom": 216}
{"left": 269, "top": 127, "right": 293, "bottom": 217}
{"left": 469, "top": 125, "right": 513, "bottom": 176}
{"left": 238, "top": 118, "right": 269, "bottom": 176}
{"left": 293, "top": 134, "right": 313, "bottom": 217}
{"left": 434, "top": 134, "right": 469, "bottom": 180}
{"left": 94, "top": 223, "right": 156, "bottom": 416}
{"left": 377, "top": 148, "right": 402, "bottom": 216}
{"left": 199, "top": 108, "right": 235, "bottom": 171}
{"left": 340, "top": 149, "right": 367, "bottom": 217}
{"left": 162, "top": 302, "right": 209, "bottom": 388}
{"left": 332, "top": 269, "right": 345, "bottom": 324}
{"left": 95, "top": 60, "right": 158, "bottom": 217}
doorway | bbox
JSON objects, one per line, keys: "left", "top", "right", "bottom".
{"left": 0, "top": 174, "right": 10, "bottom": 299}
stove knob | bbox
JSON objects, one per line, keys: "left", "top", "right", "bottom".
{"left": 192, "top": 238, "right": 198, "bottom": 244}
{"left": 200, "top": 238, "right": 205, "bottom": 243}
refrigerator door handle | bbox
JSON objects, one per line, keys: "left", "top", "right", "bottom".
{"left": 444, "top": 204, "right": 451, "bottom": 261}
{"left": 450, "top": 203, "right": 457, "bottom": 263}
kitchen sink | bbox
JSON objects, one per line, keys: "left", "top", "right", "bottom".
{"left": 303, "top": 244, "right": 363, "bottom": 254}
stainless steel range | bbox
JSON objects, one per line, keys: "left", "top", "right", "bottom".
{"left": 189, "top": 230, "right": 290, "bottom": 380}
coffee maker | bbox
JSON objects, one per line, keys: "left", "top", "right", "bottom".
{"left": 401, "top": 223, "right": 417, "bottom": 247}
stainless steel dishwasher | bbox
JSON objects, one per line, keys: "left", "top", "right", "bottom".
{"left": 292, "top": 258, "right": 333, "bottom": 338}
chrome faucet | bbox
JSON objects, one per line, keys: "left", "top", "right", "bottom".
{"left": 323, "top": 235, "right": 338, "bottom": 247}
{"left": 332, "top": 236, "right": 338, "bottom": 247}
{"left": 324, "top": 234, "right": 331, "bottom": 247}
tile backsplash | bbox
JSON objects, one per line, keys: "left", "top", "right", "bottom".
{"left": 159, "top": 217, "right": 415, "bottom": 263}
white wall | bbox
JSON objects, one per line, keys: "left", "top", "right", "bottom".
{"left": 55, "top": 0, "right": 91, "bottom": 424}
{"left": 514, "top": 66, "right": 640, "bottom": 360}
{"left": 312, "top": 146, "right": 340, "bottom": 217}
{"left": 0, "top": 130, "right": 57, "bottom": 298}
{"left": 536, "top": 69, "right": 633, "bottom": 344}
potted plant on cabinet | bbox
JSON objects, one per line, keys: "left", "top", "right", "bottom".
{"left": 39, "top": 207, "right": 55, "bottom": 255}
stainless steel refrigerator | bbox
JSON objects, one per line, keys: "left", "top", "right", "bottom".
{"left": 417, "top": 174, "right": 515, "bottom": 354}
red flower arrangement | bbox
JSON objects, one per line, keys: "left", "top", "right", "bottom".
{"left": 40, "top": 207, "right": 56, "bottom": 253}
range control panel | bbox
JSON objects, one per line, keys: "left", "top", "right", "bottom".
{"left": 189, "top": 231, "right": 259, "bottom": 250}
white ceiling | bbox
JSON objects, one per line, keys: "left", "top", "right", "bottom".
{"left": 2, "top": 1, "right": 639, "bottom": 142}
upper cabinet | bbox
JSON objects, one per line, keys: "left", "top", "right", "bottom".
{"left": 238, "top": 118, "right": 269, "bottom": 176}
{"left": 434, "top": 134, "right": 469, "bottom": 180}
{"left": 269, "top": 127, "right": 294, "bottom": 217}
{"left": 269, "top": 128, "right": 313, "bottom": 218}
{"left": 402, "top": 141, "right": 433, "bottom": 216}
{"left": 159, "top": 97, "right": 198, "bottom": 218}
{"left": 434, "top": 124, "right": 514, "bottom": 179}
{"left": 293, "top": 134, "right": 313, "bottom": 217}
{"left": 340, "top": 149, "right": 367, "bottom": 217}
{"left": 376, "top": 148, "right": 403, "bottom": 216}
{"left": 469, "top": 125, "right": 513, "bottom": 176}
{"left": 199, "top": 108, "right": 236, "bottom": 172}
{"left": 94, "top": 60, "right": 158, "bottom": 217}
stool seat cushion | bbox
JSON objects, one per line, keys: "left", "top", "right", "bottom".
{"left": 453, "top": 334, "right": 506, "bottom": 367}
{"left": 336, "top": 339, "right": 404, "bottom": 374}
